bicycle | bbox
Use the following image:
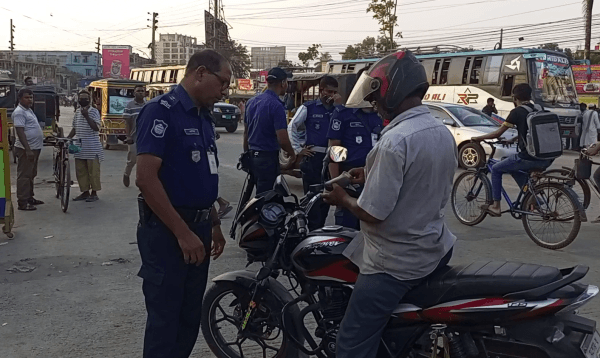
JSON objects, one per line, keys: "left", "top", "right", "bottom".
{"left": 542, "top": 149, "right": 600, "bottom": 210}
{"left": 49, "top": 137, "right": 77, "bottom": 213}
{"left": 451, "top": 140, "right": 584, "bottom": 250}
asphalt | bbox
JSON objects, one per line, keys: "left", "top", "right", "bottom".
{"left": 0, "top": 109, "right": 599, "bottom": 357}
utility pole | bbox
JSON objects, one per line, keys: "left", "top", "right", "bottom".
{"left": 390, "top": 0, "right": 398, "bottom": 52}
{"left": 213, "top": 0, "right": 219, "bottom": 49}
{"left": 95, "top": 37, "right": 101, "bottom": 77}
{"left": 9, "top": 19, "right": 15, "bottom": 68}
{"left": 499, "top": 28, "right": 503, "bottom": 50}
{"left": 148, "top": 12, "right": 158, "bottom": 63}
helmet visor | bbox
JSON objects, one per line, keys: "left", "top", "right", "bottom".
{"left": 346, "top": 72, "right": 378, "bottom": 108}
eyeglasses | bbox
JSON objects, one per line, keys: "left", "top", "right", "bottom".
{"left": 204, "top": 68, "right": 231, "bottom": 90}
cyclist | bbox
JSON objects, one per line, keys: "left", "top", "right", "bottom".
{"left": 586, "top": 141, "right": 600, "bottom": 223}
{"left": 472, "top": 83, "right": 553, "bottom": 217}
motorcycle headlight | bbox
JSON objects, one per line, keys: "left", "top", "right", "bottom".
{"left": 213, "top": 107, "right": 222, "bottom": 113}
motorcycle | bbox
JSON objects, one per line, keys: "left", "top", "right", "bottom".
{"left": 201, "top": 146, "right": 599, "bottom": 358}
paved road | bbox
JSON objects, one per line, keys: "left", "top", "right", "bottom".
{"left": 1, "top": 112, "right": 599, "bottom": 358}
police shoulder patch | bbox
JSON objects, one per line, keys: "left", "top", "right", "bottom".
{"left": 332, "top": 119, "right": 342, "bottom": 131}
{"left": 151, "top": 119, "right": 168, "bottom": 138}
{"left": 160, "top": 100, "right": 172, "bottom": 109}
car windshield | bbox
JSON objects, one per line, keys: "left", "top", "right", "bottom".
{"left": 446, "top": 106, "right": 498, "bottom": 127}
{"left": 532, "top": 58, "right": 578, "bottom": 105}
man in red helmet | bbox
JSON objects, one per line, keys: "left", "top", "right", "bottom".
{"left": 322, "top": 51, "right": 457, "bottom": 357}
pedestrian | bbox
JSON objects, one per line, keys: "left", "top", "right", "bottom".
{"left": 327, "top": 78, "right": 382, "bottom": 230}
{"left": 68, "top": 90, "right": 103, "bottom": 203}
{"left": 24, "top": 77, "right": 34, "bottom": 86}
{"left": 482, "top": 97, "right": 498, "bottom": 117}
{"left": 238, "top": 99, "right": 245, "bottom": 123}
{"left": 288, "top": 75, "right": 341, "bottom": 230}
{"left": 122, "top": 84, "right": 146, "bottom": 187}
{"left": 581, "top": 104, "right": 600, "bottom": 149}
{"left": 322, "top": 51, "right": 456, "bottom": 358}
{"left": 13, "top": 88, "right": 44, "bottom": 211}
{"left": 585, "top": 141, "right": 600, "bottom": 223}
{"left": 135, "top": 49, "right": 228, "bottom": 358}
{"left": 243, "top": 67, "right": 296, "bottom": 197}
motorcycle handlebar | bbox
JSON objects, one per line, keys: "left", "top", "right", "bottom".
{"left": 325, "top": 172, "right": 353, "bottom": 191}
{"left": 292, "top": 210, "right": 307, "bottom": 237}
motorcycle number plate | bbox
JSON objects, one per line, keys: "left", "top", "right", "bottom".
{"left": 581, "top": 331, "right": 600, "bottom": 358}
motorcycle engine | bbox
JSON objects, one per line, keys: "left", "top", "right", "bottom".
{"left": 316, "top": 286, "right": 352, "bottom": 358}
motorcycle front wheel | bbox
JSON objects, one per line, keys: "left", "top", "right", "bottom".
{"left": 201, "top": 281, "right": 300, "bottom": 358}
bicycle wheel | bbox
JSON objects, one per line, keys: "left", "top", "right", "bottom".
{"left": 522, "top": 183, "right": 581, "bottom": 250}
{"left": 451, "top": 170, "right": 492, "bottom": 226}
{"left": 61, "top": 159, "right": 71, "bottom": 213}
{"left": 544, "top": 169, "right": 591, "bottom": 209}
{"left": 53, "top": 152, "right": 61, "bottom": 199}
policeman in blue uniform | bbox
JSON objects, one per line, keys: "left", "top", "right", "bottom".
{"left": 327, "top": 104, "right": 382, "bottom": 229}
{"left": 243, "top": 67, "right": 296, "bottom": 196}
{"left": 135, "top": 50, "right": 230, "bottom": 358}
{"left": 288, "top": 76, "right": 340, "bottom": 230}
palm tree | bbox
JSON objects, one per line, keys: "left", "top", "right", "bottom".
{"left": 583, "top": 0, "right": 595, "bottom": 60}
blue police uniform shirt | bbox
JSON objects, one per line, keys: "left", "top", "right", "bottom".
{"left": 327, "top": 106, "right": 383, "bottom": 169}
{"left": 245, "top": 89, "right": 288, "bottom": 152}
{"left": 304, "top": 99, "right": 335, "bottom": 148}
{"left": 136, "top": 84, "right": 219, "bottom": 209}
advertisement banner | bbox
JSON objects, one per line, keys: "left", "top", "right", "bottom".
{"left": 102, "top": 45, "right": 131, "bottom": 79}
{"left": 238, "top": 79, "right": 253, "bottom": 91}
{"left": 572, "top": 64, "right": 600, "bottom": 95}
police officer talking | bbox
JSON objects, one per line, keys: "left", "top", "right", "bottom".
{"left": 135, "top": 50, "right": 230, "bottom": 358}
{"left": 243, "top": 67, "right": 296, "bottom": 195}
{"left": 288, "top": 75, "right": 341, "bottom": 230}
{"left": 327, "top": 93, "right": 382, "bottom": 230}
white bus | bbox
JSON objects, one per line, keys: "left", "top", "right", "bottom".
{"left": 327, "top": 49, "right": 580, "bottom": 137}
{"left": 130, "top": 65, "right": 186, "bottom": 85}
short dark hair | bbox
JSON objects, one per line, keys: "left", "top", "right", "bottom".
{"left": 580, "top": 102, "right": 588, "bottom": 111}
{"left": 18, "top": 88, "right": 33, "bottom": 99}
{"left": 24, "top": 76, "right": 32, "bottom": 82}
{"left": 320, "top": 76, "right": 338, "bottom": 89}
{"left": 512, "top": 83, "right": 532, "bottom": 101}
{"left": 78, "top": 90, "right": 91, "bottom": 97}
{"left": 134, "top": 85, "right": 145, "bottom": 91}
{"left": 487, "top": 97, "right": 494, "bottom": 104}
{"left": 185, "top": 49, "right": 228, "bottom": 76}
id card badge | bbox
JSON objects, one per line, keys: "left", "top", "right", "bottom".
{"left": 371, "top": 133, "right": 379, "bottom": 147}
{"left": 207, "top": 151, "right": 218, "bottom": 174}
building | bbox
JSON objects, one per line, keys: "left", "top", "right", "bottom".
{"left": 156, "top": 33, "right": 205, "bottom": 66}
{"left": 251, "top": 47, "right": 286, "bottom": 70}
{"left": 0, "top": 51, "right": 101, "bottom": 77}
{"left": 130, "top": 52, "right": 153, "bottom": 68}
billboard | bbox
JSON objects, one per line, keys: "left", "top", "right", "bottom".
{"left": 204, "top": 11, "right": 229, "bottom": 50}
{"left": 102, "top": 45, "right": 131, "bottom": 79}
{"left": 572, "top": 64, "right": 600, "bottom": 95}
{"left": 237, "top": 79, "right": 253, "bottom": 91}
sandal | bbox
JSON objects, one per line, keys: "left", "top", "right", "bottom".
{"left": 29, "top": 198, "right": 45, "bottom": 205}
{"left": 18, "top": 203, "right": 37, "bottom": 211}
{"left": 218, "top": 205, "right": 233, "bottom": 219}
{"left": 73, "top": 192, "right": 90, "bottom": 201}
{"left": 481, "top": 204, "right": 501, "bottom": 217}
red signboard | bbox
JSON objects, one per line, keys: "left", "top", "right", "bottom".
{"left": 237, "top": 79, "right": 253, "bottom": 91}
{"left": 102, "top": 45, "right": 131, "bottom": 79}
{"left": 572, "top": 64, "right": 600, "bottom": 95}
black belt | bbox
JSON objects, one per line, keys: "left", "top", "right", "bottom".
{"left": 175, "top": 207, "right": 212, "bottom": 223}
{"left": 250, "top": 150, "right": 279, "bottom": 158}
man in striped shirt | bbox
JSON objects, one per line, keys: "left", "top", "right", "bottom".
{"left": 123, "top": 85, "right": 146, "bottom": 187}
{"left": 68, "top": 90, "right": 104, "bottom": 202}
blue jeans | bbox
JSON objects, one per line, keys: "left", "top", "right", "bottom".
{"left": 491, "top": 154, "right": 552, "bottom": 202}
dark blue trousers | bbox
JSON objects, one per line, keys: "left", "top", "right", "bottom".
{"left": 300, "top": 152, "right": 330, "bottom": 231}
{"left": 250, "top": 151, "right": 280, "bottom": 196}
{"left": 137, "top": 212, "right": 212, "bottom": 358}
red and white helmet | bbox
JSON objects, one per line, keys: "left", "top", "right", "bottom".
{"left": 346, "top": 51, "right": 429, "bottom": 112}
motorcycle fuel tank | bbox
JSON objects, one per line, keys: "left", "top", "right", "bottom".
{"left": 291, "top": 226, "right": 360, "bottom": 284}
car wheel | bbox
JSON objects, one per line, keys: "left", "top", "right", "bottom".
{"left": 459, "top": 143, "right": 485, "bottom": 169}
{"left": 225, "top": 123, "right": 238, "bottom": 133}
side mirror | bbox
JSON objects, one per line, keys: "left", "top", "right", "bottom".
{"left": 273, "top": 175, "right": 291, "bottom": 197}
{"left": 442, "top": 118, "right": 456, "bottom": 126}
{"left": 329, "top": 146, "right": 348, "bottom": 163}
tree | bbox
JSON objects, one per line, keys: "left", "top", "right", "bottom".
{"left": 564, "top": 48, "right": 574, "bottom": 60}
{"left": 315, "top": 52, "right": 333, "bottom": 72}
{"left": 216, "top": 40, "right": 251, "bottom": 78}
{"left": 277, "top": 59, "right": 294, "bottom": 68}
{"left": 367, "top": 0, "right": 401, "bottom": 52}
{"left": 341, "top": 45, "right": 360, "bottom": 60}
{"left": 298, "top": 44, "right": 321, "bottom": 67}
{"left": 340, "top": 37, "right": 378, "bottom": 59}
{"left": 583, "top": 0, "right": 595, "bottom": 60}
{"left": 539, "top": 43, "right": 561, "bottom": 51}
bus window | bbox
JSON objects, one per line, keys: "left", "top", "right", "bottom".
{"left": 470, "top": 57, "right": 483, "bottom": 84}
{"left": 348, "top": 64, "right": 356, "bottom": 73}
{"left": 176, "top": 70, "right": 184, "bottom": 83}
{"left": 432, "top": 59, "right": 441, "bottom": 84}
{"left": 439, "top": 59, "right": 451, "bottom": 85}
{"left": 484, "top": 55, "right": 503, "bottom": 84}
{"left": 462, "top": 57, "right": 472, "bottom": 84}
{"left": 169, "top": 70, "right": 177, "bottom": 83}
{"left": 150, "top": 71, "right": 155, "bottom": 83}
{"left": 502, "top": 75, "right": 515, "bottom": 97}
{"left": 341, "top": 64, "right": 348, "bottom": 74}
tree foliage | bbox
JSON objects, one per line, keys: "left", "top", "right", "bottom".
{"left": 215, "top": 40, "right": 251, "bottom": 78}
{"left": 340, "top": 36, "right": 389, "bottom": 59}
{"left": 298, "top": 44, "right": 322, "bottom": 66}
{"left": 366, "top": 0, "right": 401, "bottom": 52}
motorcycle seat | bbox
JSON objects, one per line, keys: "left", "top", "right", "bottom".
{"left": 401, "top": 261, "right": 562, "bottom": 308}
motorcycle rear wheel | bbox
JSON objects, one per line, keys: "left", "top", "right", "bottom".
{"left": 201, "top": 281, "right": 300, "bottom": 358}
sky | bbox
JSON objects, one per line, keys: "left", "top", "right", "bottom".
{"left": 0, "top": 0, "right": 596, "bottom": 63}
